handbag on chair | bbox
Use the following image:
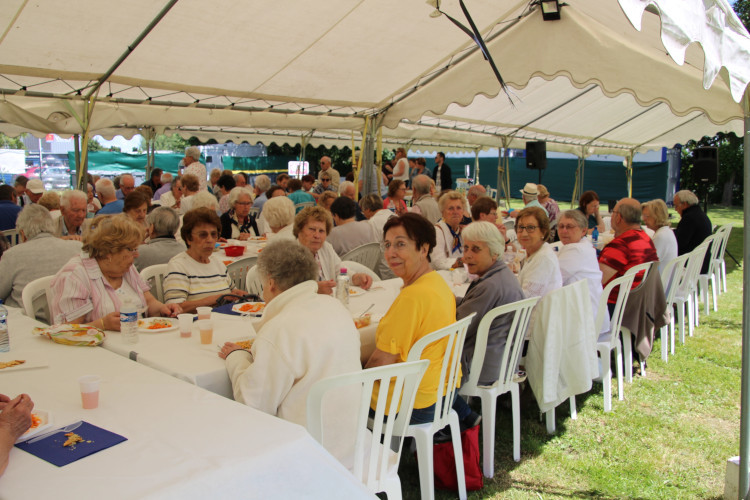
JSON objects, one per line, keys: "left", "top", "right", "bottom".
{"left": 429, "top": 425, "right": 483, "bottom": 492}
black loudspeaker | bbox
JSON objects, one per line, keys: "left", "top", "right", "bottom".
{"left": 693, "top": 147, "right": 718, "bottom": 183}
{"left": 526, "top": 141, "right": 547, "bottom": 170}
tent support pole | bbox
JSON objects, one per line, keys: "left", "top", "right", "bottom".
{"left": 73, "top": 134, "right": 81, "bottom": 181}
{"left": 497, "top": 137, "right": 511, "bottom": 208}
{"left": 144, "top": 127, "right": 155, "bottom": 179}
{"left": 739, "top": 90, "right": 750, "bottom": 500}
{"left": 625, "top": 151, "right": 634, "bottom": 198}
{"left": 76, "top": 96, "right": 97, "bottom": 191}
{"left": 473, "top": 147, "right": 480, "bottom": 185}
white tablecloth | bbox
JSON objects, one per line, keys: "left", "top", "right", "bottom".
{"left": 0, "top": 308, "right": 373, "bottom": 499}
{"left": 101, "top": 313, "right": 256, "bottom": 399}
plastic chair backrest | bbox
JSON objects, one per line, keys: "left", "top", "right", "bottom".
{"left": 660, "top": 254, "right": 690, "bottom": 304}
{"left": 341, "top": 260, "right": 380, "bottom": 282}
{"left": 2, "top": 229, "right": 20, "bottom": 247}
{"left": 460, "top": 296, "right": 540, "bottom": 394}
{"left": 21, "top": 275, "right": 54, "bottom": 324}
{"left": 294, "top": 201, "right": 315, "bottom": 212}
{"left": 678, "top": 241, "right": 710, "bottom": 296}
{"left": 703, "top": 232, "right": 724, "bottom": 276}
{"left": 248, "top": 207, "right": 261, "bottom": 218}
{"left": 394, "top": 314, "right": 475, "bottom": 431}
{"left": 341, "top": 242, "right": 382, "bottom": 272}
{"left": 715, "top": 224, "right": 732, "bottom": 261}
{"left": 596, "top": 273, "right": 637, "bottom": 349}
{"left": 226, "top": 256, "right": 258, "bottom": 292}
{"left": 624, "top": 261, "right": 652, "bottom": 292}
{"left": 245, "top": 265, "right": 264, "bottom": 296}
{"left": 306, "top": 360, "right": 429, "bottom": 495}
{"left": 140, "top": 263, "right": 169, "bottom": 303}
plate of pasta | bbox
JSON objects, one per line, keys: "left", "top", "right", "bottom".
{"left": 137, "top": 318, "right": 177, "bottom": 333}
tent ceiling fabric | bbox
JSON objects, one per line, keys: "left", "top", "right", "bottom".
{"left": 0, "top": 0, "right": 747, "bottom": 155}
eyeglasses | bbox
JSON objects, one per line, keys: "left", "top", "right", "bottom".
{"left": 322, "top": 178, "right": 331, "bottom": 182}
{"left": 462, "top": 244, "right": 485, "bottom": 254}
{"left": 235, "top": 201, "right": 251, "bottom": 206}
{"left": 192, "top": 231, "right": 219, "bottom": 239}
{"left": 557, "top": 224, "right": 580, "bottom": 231}
{"left": 516, "top": 225, "right": 539, "bottom": 233}
{"left": 381, "top": 240, "right": 411, "bottom": 252}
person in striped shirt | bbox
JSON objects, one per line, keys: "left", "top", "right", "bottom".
{"left": 163, "top": 208, "right": 245, "bottom": 313}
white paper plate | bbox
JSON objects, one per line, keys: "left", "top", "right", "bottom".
{"left": 231, "top": 302, "right": 266, "bottom": 316}
{"left": 15, "top": 410, "right": 53, "bottom": 443}
{"left": 137, "top": 318, "right": 178, "bottom": 333}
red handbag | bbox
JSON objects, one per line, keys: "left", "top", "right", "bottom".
{"left": 431, "top": 425, "right": 484, "bottom": 492}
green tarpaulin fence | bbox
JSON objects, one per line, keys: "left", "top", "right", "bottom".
{"left": 66, "top": 151, "right": 186, "bottom": 174}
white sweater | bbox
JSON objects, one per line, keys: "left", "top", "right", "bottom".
{"left": 225, "top": 281, "right": 362, "bottom": 467}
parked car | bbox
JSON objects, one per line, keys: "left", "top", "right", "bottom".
{"left": 42, "top": 166, "right": 72, "bottom": 190}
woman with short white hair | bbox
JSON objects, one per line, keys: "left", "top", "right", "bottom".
{"left": 220, "top": 187, "right": 258, "bottom": 240}
{"left": 457, "top": 221, "right": 525, "bottom": 385}
{"left": 218, "top": 239, "right": 361, "bottom": 467}
{"left": 262, "top": 196, "right": 296, "bottom": 240}
{"left": 431, "top": 190, "right": 465, "bottom": 270}
{"left": 556, "top": 209, "right": 608, "bottom": 333}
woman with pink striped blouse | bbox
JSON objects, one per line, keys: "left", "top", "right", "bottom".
{"left": 50, "top": 215, "right": 181, "bottom": 330}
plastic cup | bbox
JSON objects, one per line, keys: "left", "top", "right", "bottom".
{"left": 79, "top": 375, "right": 101, "bottom": 409}
{"left": 178, "top": 314, "right": 193, "bottom": 338}
{"left": 198, "top": 320, "right": 214, "bottom": 345}
{"left": 196, "top": 307, "right": 212, "bottom": 321}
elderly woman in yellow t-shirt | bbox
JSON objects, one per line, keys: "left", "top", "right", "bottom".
{"left": 365, "top": 213, "right": 476, "bottom": 427}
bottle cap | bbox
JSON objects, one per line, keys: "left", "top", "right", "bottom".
{"left": 340, "top": 267, "right": 347, "bottom": 274}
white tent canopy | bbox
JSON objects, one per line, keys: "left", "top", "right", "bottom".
{"left": 0, "top": 0, "right": 747, "bottom": 157}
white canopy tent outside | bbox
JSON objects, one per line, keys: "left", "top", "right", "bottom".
{"left": 1, "top": 0, "right": 750, "bottom": 494}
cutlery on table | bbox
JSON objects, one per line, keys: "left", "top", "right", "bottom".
{"left": 28, "top": 420, "right": 83, "bottom": 444}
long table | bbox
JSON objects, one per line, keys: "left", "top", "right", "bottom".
{"left": 0, "top": 307, "right": 373, "bottom": 499}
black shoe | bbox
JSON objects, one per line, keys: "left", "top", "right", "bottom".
{"left": 433, "top": 426, "right": 452, "bottom": 443}
{"left": 460, "top": 411, "right": 482, "bottom": 432}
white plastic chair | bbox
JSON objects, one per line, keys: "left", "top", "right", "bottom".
{"left": 391, "top": 314, "right": 475, "bottom": 500}
{"left": 140, "top": 263, "right": 169, "bottom": 303}
{"left": 307, "top": 359, "right": 429, "bottom": 500}
{"left": 620, "top": 262, "right": 654, "bottom": 382}
{"left": 294, "top": 201, "right": 315, "bottom": 212}
{"left": 341, "top": 242, "right": 382, "bottom": 272}
{"left": 595, "top": 272, "right": 637, "bottom": 412}
{"left": 458, "top": 296, "right": 540, "bottom": 475}
{"left": 248, "top": 207, "right": 260, "bottom": 218}
{"left": 658, "top": 254, "right": 690, "bottom": 361}
{"left": 713, "top": 224, "right": 732, "bottom": 294}
{"left": 698, "top": 233, "right": 723, "bottom": 314}
{"left": 672, "top": 241, "right": 710, "bottom": 342}
{"left": 341, "top": 260, "right": 380, "bottom": 283}
{"left": 2, "top": 228, "right": 20, "bottom": 247}
{"left": 226, "top": 256, "right": 258, "bottom": 292}
{"left": 21, "top": 275, "right": 54, "bottom": 324}
{"left": 245, "top": 265, "right": 264, "bottom": 296}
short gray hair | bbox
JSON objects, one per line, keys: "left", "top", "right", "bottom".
{"left": 254, "top": 174, "right": 271, "bottom": 192}
{"left": 16, "top": 204, "right": 55, "bottom": 240}
{"left": 675, "top": 189, "right": 699, "bottom": 206}
{"left": 256, "top": 240, "right": 317, "bottom": 292}
{"left": 467, "top": 185, "right": 486, "bottom": 199}
{"left": 438, "top": 190, "right": 465, "bottom": 212}
{"left": 229, "top": 186, "right": 254, "bottom": 208}
{"left": 338, "top": 180, "right": 355, "bottom": 196}
{"left": 146, "top": 206, "right": 180, "bottom": 236}
{"left": 95, "top": 178, "right": 115, "bottom": 198}
{"left": 160, "top": 172, "right": 173, "bottom": 184}
{"left": 412, "top": 174, "right": 432, "bottom": 196}
{"left": 263, "top": 196, "right": 295, "bottom": 229}
{"left": 618, "top": 202, "right": 642, "bottom": 224}
{"left": 185, "top": 146, "right": 202, "bottom": 161}
{"left": 461, "top": 221, "right": 505, "bottom": 259}
{"left": 559, "top": 209, "right": 588, "bottom": 230}
{"left": 60, "top": 189, "right": 87, "bottom": 210}
{"left": 642, "top": 199, "right": 670, "bottom": 228}
{"left": 191, "top": 191, "right": 219, "bottom": 211}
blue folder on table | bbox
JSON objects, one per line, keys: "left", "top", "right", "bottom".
{"left": 16, "top": 421, "right": 127, "bottom": 467}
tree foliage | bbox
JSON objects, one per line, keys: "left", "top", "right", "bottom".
{"left": 87, "top": 138, "right": 105, "bottom": 151}
{"left": 0, "top": 133, "right": 26, "bottom": 150}
{"left": 141, "top": 134, "right": 190, "bottom": 153}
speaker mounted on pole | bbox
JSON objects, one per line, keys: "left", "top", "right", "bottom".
{"left": 526, "top": 141, "right": 547, "bottom": 170}
{"left": 693, "top": 146, "right": 718, "bottom": 183}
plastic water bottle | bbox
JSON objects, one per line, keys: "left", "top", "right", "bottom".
{"left": 120, "top": 297, "right": 139, "bottom": 344}
{"left": 336, "top": 268, "right": 350, "bottom": 305}
{"left": 592, "top": 227, "right": 599, "bottom": 242}
{"left": 0, "top": 299, "right": 9, "bottom": 352}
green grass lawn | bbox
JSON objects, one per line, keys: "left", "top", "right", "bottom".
{"left": 398, "top": 204, "right": 744, "bottom": 499}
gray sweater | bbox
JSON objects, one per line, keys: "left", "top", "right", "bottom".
{"left": 0, "top": 233, "right": 82, "bottom": 308}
